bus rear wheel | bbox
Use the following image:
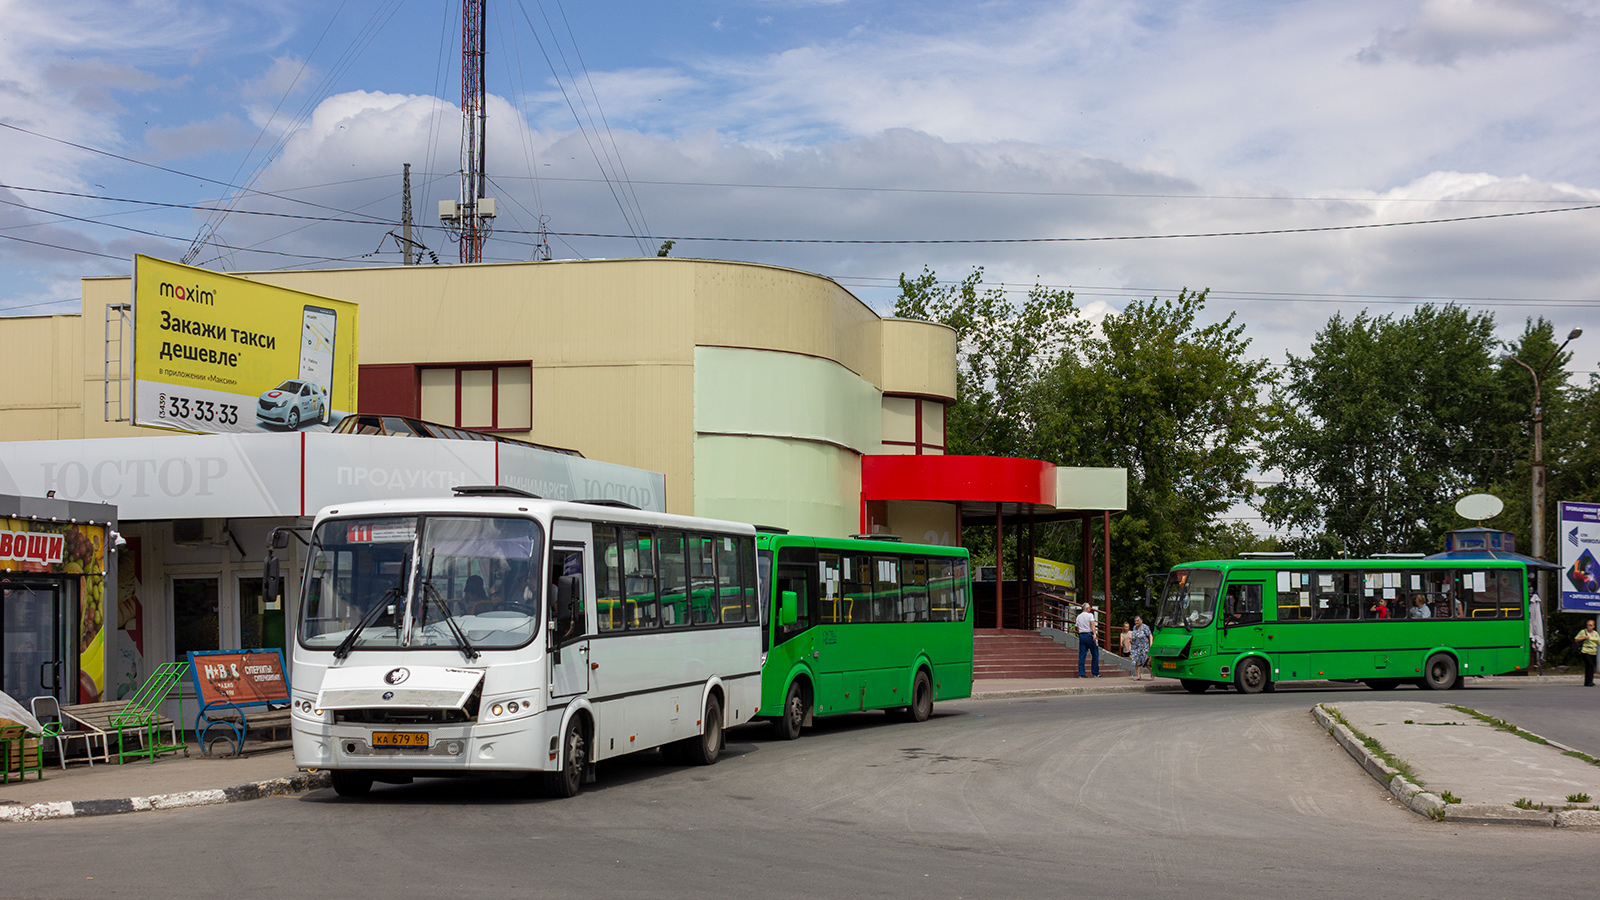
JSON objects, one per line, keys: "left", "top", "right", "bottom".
{"left": 775, "top": 681, "right": 807, "bottom": 740}
{"left": 1235, "top": 658, "right": 1269, "bottom": 695}
{"left": 1422, "top": 653, "right": 1457, "bottom": 691}
{"left": 1364, "top": 678, "right": 1400, "bottom": 691}
{"left": 682, "top": 695, "right": 723, "bottom": 766}
{"left": 331, "top": 770, "right": 373, "bottom": 797}
{"left": 908, "top": 670, "right": 933, "bottom": 723}
{"left": 1181, "top": 679, "right": 1209, "bottom": 693}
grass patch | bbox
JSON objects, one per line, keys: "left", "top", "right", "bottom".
{"left": 1440, "top": 790, "right": 1462, "bottom": 804}
{"left": 1446, "top": 705, "right": 1551, "bottom": 745}
{"left": 1568, "top": 792, "right": 1592, "bottom": 804}
{"left": 1564, "top": 749, "right": 1600, "bottom": 768}
{"left": 1322, "top": 704, "right": 1425, "bottom": 787}
{"left": 1512, "top": 798, "right": 1552, "bottom": 811}
{"left": 1449, "top": 705, "right": 1600, "bottom": 770}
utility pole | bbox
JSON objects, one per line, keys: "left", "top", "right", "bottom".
{"left": 439, "top": 0, "right": 496, "bottom": 262}
{"left": 401, "top": 163, "right": 415, "bottom": 265}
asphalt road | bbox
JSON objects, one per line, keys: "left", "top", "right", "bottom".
{"left": 4, "top": 682, "right": 1594, "bottom": 899}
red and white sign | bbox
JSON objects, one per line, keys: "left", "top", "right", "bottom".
{"left": 0, "top": 530, "right": 64, "bottom": 565}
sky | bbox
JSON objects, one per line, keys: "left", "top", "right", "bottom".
{"left": 2, "top": 0, "right": 1599, "bottom": 375}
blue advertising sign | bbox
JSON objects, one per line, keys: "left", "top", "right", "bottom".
{"left": 1558, "top": 502, "right": 1600, "bottom": 613}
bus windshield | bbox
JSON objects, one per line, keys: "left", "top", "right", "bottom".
{"left": 1156, "top": 569, "right": 1222, "bottom": 629}
{"left": 300, "top": 515, "right": 543, "bottom": 652}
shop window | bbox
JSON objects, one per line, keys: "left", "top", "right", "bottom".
{"left": 237, "top": 576, "right": 284, "bottom": 651}
{"left": 419, "top": 364, "right": 532, "bottom": 431}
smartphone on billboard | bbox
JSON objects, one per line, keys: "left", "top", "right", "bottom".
{"left": 299, "top": 305, "right": 337, "bottom": 425}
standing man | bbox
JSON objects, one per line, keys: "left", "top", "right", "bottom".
{"left": 1076, "top": 603, "right": 1100, "bottom": 677}
{"left": 1577, "top": 619, "right": 1599, "bottom": 687}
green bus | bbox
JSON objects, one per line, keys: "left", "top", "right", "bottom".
{"left": 1150, "top": 557, "right": 1533, "bottom": 694}
{"left": 754, "top": 533, "right": 974, "bottom": 738}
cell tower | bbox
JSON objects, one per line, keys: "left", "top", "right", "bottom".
{"left": 439, "top": 0, "right": 496, "bottom": 262}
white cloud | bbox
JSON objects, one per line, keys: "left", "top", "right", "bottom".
{"left": 1358, "top": 0, "right": 1587, "bottom": 65}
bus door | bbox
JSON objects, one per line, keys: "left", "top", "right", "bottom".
{"left": 548, "top": 525, "right": 592, "bottom": 700}
{"left": 772, "top": 544, "right": 817, "bottom": 692}
{"left": 1217, "top": 577, "right": 1266, "bottom": 662}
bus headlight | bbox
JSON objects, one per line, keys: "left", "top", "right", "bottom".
{"left": 491, "top": 703, "right": 504, "bottom": 717}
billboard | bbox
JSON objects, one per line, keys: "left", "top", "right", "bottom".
{"left": 132, "top": 255, "right": 358, "bottom": 434}
{"left": 1558, "top": 501, "right": 1600, "bottom": 613}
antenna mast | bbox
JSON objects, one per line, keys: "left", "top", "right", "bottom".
{"left": 440, "top": 0, "right": 495, "bottom": 262}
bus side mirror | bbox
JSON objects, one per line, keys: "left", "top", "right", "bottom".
{"left": 263, "top": 556, "right": 281, "bottom": 604}
{"left": 271, "top": 529, "right": 291, "bottom": 550}
{"left": 777, "top": 590, "right": 798, "bottom": 627}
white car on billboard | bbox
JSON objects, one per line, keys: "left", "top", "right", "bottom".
{"left": 256, "top": 379, "right": 328, "bottom": 430}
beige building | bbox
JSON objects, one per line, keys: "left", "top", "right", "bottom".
{"left": 15, "top": 257, "right": 979, "bottom": 541}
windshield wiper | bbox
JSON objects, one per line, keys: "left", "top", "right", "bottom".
{"left": 334, "top": 553, "right": 409, "bottom": 660}
{"left": 419, "top": 551, "right": 479, "bottom": 661}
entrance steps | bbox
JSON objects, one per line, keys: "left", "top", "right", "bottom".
{"left": 974, "top": 628, "right": 1129, "bottom": 679}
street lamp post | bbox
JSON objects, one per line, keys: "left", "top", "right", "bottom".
{"left": 1500, "top": 327, "right": 1583, "bottom": 673}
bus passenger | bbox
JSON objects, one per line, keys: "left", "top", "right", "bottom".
{"left": 1410, "top": 595, "right": 1431, "bottom": 619}
{"left": 1370, "top": 598, "right": 1389, "bottom": 619}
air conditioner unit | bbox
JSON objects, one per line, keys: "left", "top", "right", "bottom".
{"left": 173, "top": 518, "right": 228, "bottom": 546}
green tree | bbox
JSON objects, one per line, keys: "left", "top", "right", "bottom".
{"left": 1260, "top": 304, "right": 1515, "bottom": 557}
{"left": 1035, "top": 289, "right": 1273, "bottom": 613}
{"left": 893, "top": 267, "right": 1082, "bottom": 458}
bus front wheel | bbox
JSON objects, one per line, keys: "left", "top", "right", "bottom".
{"left": 1235, "top": 658, "right": 1269, "bottom": 695}
{"left": 1422, "top": 654, "right": 1457, "bottom": 691}
{"left": 331, "top": 770, "right": 373, "bottom": 798}
{"left": 775, "top": 681, "right": 807, "bottom": 741}
{"left": 546, "top": 717, "right": 587, "bottom": 798}
{"left": 1181, "top": 679, "right": 1209, "bottom": 693}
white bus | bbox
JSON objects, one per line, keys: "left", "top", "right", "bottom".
{"left": 285, "top": 488, "right": 763, "bottom": 797}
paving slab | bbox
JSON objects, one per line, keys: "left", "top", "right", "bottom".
{"left": 1321, "top": 700, "right": 1600, "bottom": 825}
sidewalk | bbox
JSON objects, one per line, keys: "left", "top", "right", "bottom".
{"left": 0, "top": 744, "right": 325, "bottom": 822}
{"left": 971, "top": 676, "right": 1179, "bottom": 699}
{"left": 1316, "top": 699, "right": 1600, "bottom": 828}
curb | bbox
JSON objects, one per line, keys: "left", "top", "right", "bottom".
{"left": 0, "top": 771, "right": 331, "bottom": 823}
{"left": 1311, "top": 705, "right": 1597, "bottom": 829}
{"left": 972, "top": 683, "right": 1183, "bottom": 700}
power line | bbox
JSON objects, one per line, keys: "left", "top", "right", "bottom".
{"left": 471, "top": 173, "right": 1600, "bottom": 205}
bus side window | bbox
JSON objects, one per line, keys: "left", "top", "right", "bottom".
{"left": 715, "top": 536, "right": 743, "bottom": 625}
{"left": 817, "top": 553, "right": 842, "bottom": 624}
{"left": 658, "top": 531, "right": 689, "bottom": 628}
{"left": 843, "top": 556, "right": 873, "bottom": 624}
{"left": 1425, "top": 570, "right": 1455, "bottom": 619}
{"left": 1497, "top": 569, "right": 1524, "bottom": 618}
{"left": 1279, "top": 571, "right": 1312, "bottom": 621}
{"left": 1224, "top": 583, "right": 1262, "bottom": 626}
{"left": 1461, "top": 570, "right": 1499, "bottom": 618}
{"left": 739, "top": 537, "right": 760, "bottom": 624}
{"left": 623, "top": 528, "right": 659, "bottom": 630}
{"left": 904, "top": 559, "right": 930, "bottom": 622}
{"left": 596, "top": 527, "right": 623, "bottom": 633}
{"left": 872, "top": 557, "right": 901, "bottom": 623}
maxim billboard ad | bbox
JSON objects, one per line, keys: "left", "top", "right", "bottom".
{"left": 132, "top": 255, "right": 359, "bottom": 434}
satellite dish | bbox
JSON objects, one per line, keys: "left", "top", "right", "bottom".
{"left": 1455, "top": 493, "right": 1504, "bottom": 522}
